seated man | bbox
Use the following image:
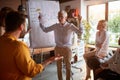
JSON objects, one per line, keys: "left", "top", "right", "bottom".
{"left": 96, "top": 37, "right": 120, "bottom": 80}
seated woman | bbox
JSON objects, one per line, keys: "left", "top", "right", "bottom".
{"left": 83, "top": 20, "right": 109, "bottom": 80}
{"left": 96, "top": 37, "right": 120, "bottom": 80}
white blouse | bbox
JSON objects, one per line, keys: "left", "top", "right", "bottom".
{"left": 95, "top": 30, "right": 109, "bottom": 58}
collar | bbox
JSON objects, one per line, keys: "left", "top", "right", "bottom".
{"left": 60, "top": 21, "right": 68, "bottom": 26}
{"left": 3, "top": 33, "right": 17, "bottom": 40}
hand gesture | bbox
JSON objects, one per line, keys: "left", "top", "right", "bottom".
{"left": 49, "top": 56, "right": 63, "bottom": 62}
{"left": 26, "top": 27, "right": 32, "bottom": 34}
{"left": 101, "top": 63, "right": 108, "bottom": 67}
{"left": 97, "top": 53, "right": 107, "bottom": 59}
{"left": 100, "top": 63, "right": 108, "bottom": 69}
{"left": 42, "top": 56, "right": 63, "bottom": 68}
{"left": 38, "top": 12, "right": 43, "bottom": 21}
{"left": 38, "top": 13, "right": 45, "bottom": 24}
{"left": 54, "top": 56, "right": 63, "bottom": 61}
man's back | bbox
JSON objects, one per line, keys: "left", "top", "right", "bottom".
{"left": 0, "top": 34, "right": 33, "bottom": 80}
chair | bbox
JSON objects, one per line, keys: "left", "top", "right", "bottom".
{"left": 93, "top": 49, "right": 115, "bottom": 80}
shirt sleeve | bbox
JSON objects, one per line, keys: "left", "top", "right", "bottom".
{"left": 40, "top": 23, "right": 56, "bottom": 32}
{"left": 70, "top": 23, "right": 83, "bottom": 35}
{"left": 14, "top": 42, "right": 43, "bottom": 77}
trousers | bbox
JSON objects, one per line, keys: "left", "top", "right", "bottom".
{"left": 55, "top": 46, "right": 72, "bottom": 80}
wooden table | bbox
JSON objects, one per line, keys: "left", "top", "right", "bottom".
{"left": 32, "top": 47, "right": 55, "bottom": 54}
{"left": 30, "top": 47, "right": 55, "bottom": 63}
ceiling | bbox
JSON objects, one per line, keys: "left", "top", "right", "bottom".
{"left": 57, "top": 0, "right": 117, "bottom": 3}
{"left": 50, "top": 0, "right": 73, "bottom": 3}
{"left": 59, "top": 0, "right": 73, "bottom": 3}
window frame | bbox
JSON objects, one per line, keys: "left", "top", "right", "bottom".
{"left": 86, "top": 0, "right": 120, "bottom": 47}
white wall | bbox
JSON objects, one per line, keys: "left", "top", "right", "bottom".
{"left": 81, "top": 0, "right": 87, "bottom": 20}
{"left": 60, "top": 0, "right": 117, "bottom": 20}
{"left": 60, "top": 0, "right": 87, "bottom": 20}
{"left": 82, "top": 0, "right": 118, "bottom": 19}
{"left": 84, "top": 0, "right": 117, "bottom": 6}
{"left": 60, "top": 0, "right": 80, "bottom": 11}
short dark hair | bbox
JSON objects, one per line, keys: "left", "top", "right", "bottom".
{"left": 5, "top": 11, "right": 26, "bottom": 32}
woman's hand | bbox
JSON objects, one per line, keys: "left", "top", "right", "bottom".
{"left": 100, "top": 63, "right": 109, "bottom": 69}
{"left": 97, "top": 53, "right": 106, "bottom": 59}
{"left": 101, "top": 63, "right": 108, "bottom": 67}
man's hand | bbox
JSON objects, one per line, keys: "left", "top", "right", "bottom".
{"left": 42, "top": 56, "right": 63, "bottom": 68}
{"left": 49, "top": 56, "right": 63, "bottom": 62}
{"left": 54, "top": 56, "right": 63, "bottom": 61}
{"left": 38, "top": 13, "right": 45, "bottom": 24}
{"left": 38, "top": 12, "right": 43, "bottom": 21}
{"left": 26, "top": 27, "right": 32, "bottom": 34}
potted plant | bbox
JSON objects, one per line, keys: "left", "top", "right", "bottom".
{"left": 82, "top": 20, "right": 91, "bottom": 45}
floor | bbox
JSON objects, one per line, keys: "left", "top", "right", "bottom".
{"left": 32, "top": 52, "right": 94, "bottom": 80}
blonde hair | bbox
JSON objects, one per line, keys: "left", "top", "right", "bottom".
{"left": 98, "top": 20, "right": 107, "bottom": 29}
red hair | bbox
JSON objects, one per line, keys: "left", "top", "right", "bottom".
{"left": 74, "top": 8, "right": 79, "bottom": 17}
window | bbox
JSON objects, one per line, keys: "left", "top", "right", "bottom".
{"left": 108, "top": 1, "right": 120, "bottom": 47}
{"left": 88, "top": 4, "right": 105, "bottom": 44}
{"left": 88, "top": 1, "right": 120, "bottom": 47}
